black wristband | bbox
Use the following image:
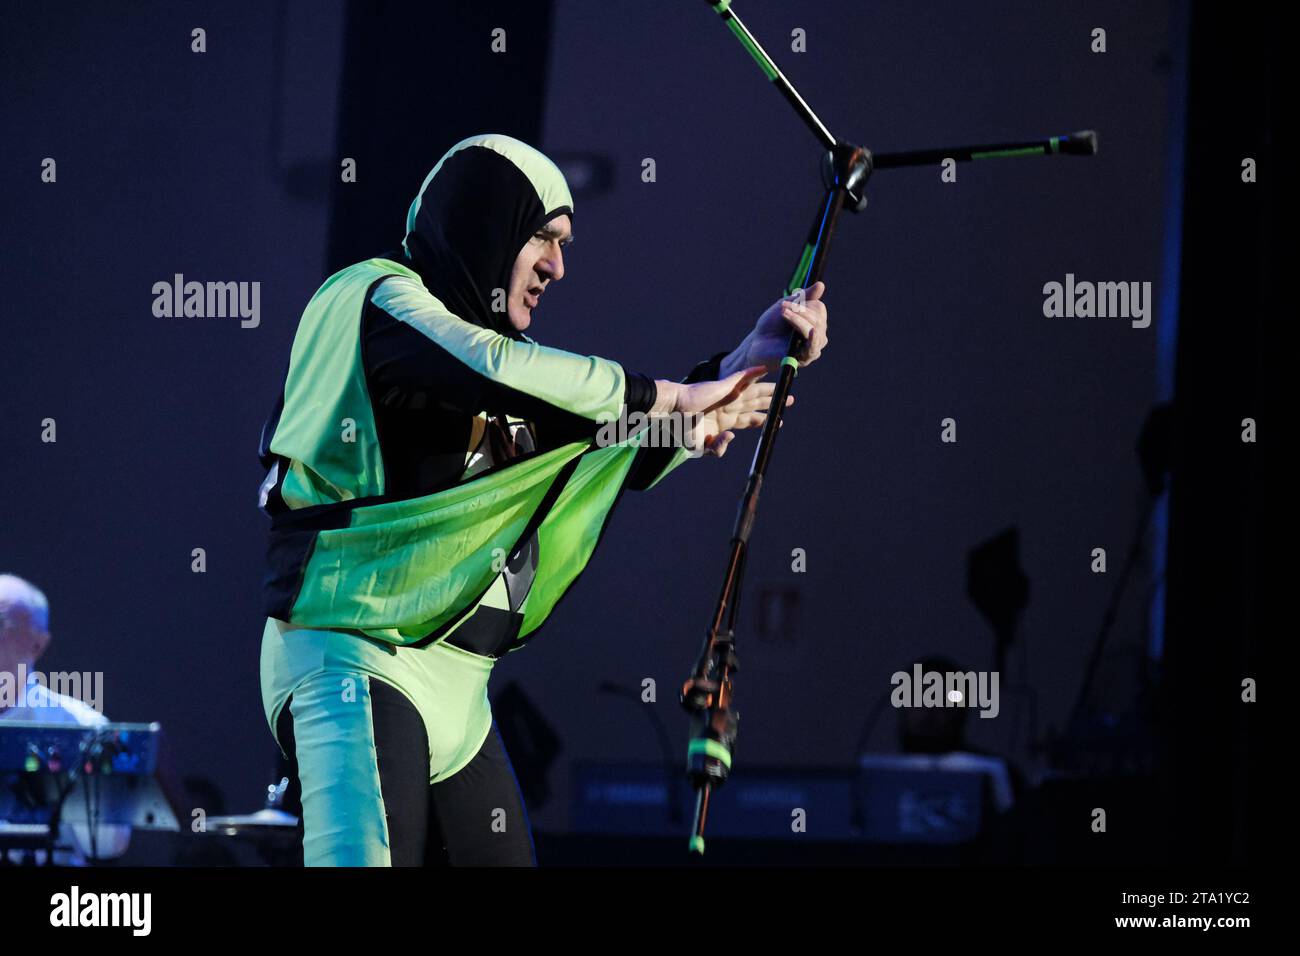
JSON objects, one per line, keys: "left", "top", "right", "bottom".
{"left": 622, "top": 368, "right": 659, "bottom": 417}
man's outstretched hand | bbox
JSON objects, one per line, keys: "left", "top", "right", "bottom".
{"left": 669, "top": 365, "right": 792, "bottom": 458}
{"left": 720, "top": 280, "right": 829, "bottom": 378}
{"left": 650, "top": 280, "right": 826, "bottom": 458}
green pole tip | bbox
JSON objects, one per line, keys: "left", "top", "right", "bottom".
{"left": 689, "top": 835, "right": 706, "bottom": 855}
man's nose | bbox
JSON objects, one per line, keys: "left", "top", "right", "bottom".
{"left": 539, "top": 248, "right": 564, "bottom": 283}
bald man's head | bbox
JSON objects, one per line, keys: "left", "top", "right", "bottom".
{"left": 0, "top": 574, "right": 51, "bottom": 677}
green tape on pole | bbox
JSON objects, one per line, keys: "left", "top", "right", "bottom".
{"left": 725, "top": 18, "right": 778, "bottom": 81}
{"left": 781, "top": 355, "right": 799, "bottom": 374}
{"left": 688, "top": 738, "right": 732, "bottom": 768}
{"left": 689, "top": 835, "right": 706, "bottom": 855}
{"left": 1050, "top": 136, "right": 1060, "bottom": 154}
{"left": 970, "top": 145, "right": 1045, "bottom": 160}
{"left": 710, "top": 0, "right": 732, "bottom": 12}
{"left": 788, "top": 243, "right": 813, "bottom": 293}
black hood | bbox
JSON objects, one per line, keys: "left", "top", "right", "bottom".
{"left": 387, "top": 133, "right": 574, "bottom": 341}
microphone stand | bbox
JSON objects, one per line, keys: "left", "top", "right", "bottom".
{"left": 680, "top": 0, "right": 1099, "bottom": 857}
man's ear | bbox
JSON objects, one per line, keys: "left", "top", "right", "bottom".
{"left": 31, "top": 628, "right": 51, "bottom": 662}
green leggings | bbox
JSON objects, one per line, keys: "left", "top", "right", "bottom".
{"left": 259, "top": 618, "right": 533, "bottom": 865}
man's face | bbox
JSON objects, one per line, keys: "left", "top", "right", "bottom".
{"left": 505, "top": 214, "right": 571, "bottom": 333}
{"left": 0, "top": 607, "right": 48, "bottom": 679}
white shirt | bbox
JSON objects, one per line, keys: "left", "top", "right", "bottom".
{"left": 0, "top": 674, "right": 109, "bottom": 727}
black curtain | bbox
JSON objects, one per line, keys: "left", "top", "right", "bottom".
{"left": 328, "top": 1, "right": 556, "bottom": 272}
{"left": 1160, "top": 0, "right": 1273, "bottom": 867}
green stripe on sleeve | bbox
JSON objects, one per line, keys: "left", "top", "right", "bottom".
{"left": 373, "top": 275, "right": 629, "bottom": 423}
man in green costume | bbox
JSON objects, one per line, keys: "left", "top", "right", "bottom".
{"left": 256, "top": 133, "right": 829, "bottom": 865}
